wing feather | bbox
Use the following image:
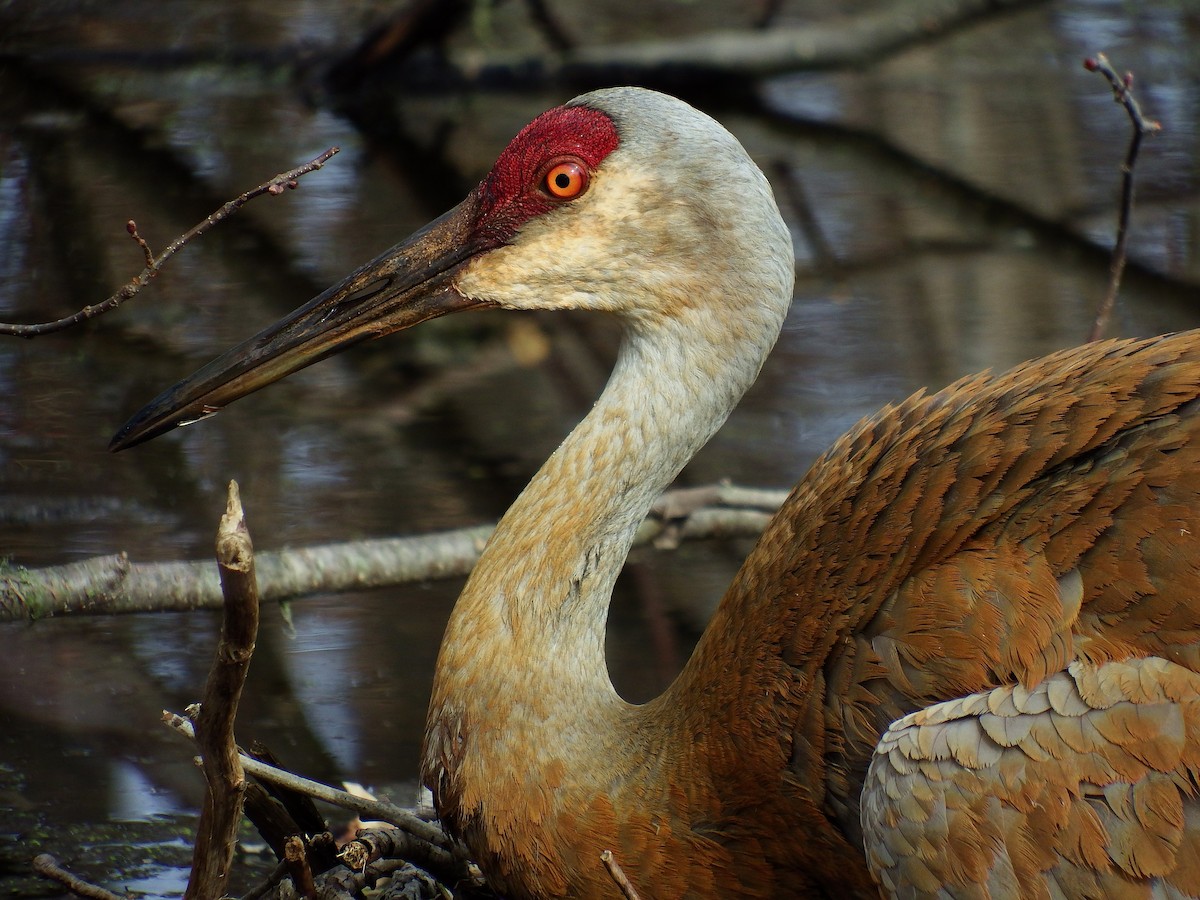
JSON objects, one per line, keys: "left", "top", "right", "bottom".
{"left": 863, "top": 659, "right": 1200, "bottom": 896}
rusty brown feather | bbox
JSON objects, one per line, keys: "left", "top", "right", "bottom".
{"left": 695, "top": 331, "right": 1200, "bottom": 896}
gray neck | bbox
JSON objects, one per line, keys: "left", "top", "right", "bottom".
{"left": 440, "top": 306, "right": 778, "bottom": 706}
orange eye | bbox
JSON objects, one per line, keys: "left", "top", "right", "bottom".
{"left": 544, "top": 161, "right": 587, "bottom": 199}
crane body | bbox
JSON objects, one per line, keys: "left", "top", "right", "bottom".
{"left": 112, "top": 88, "right": 1200, "bottom": 898}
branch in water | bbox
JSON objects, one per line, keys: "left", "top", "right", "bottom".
{"left": 0, "top": 483, "right": 788, "bottom": 621}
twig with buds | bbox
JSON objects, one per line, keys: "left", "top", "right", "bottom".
{"left": 0, "top": 146, "right": 340, "bottom": 338}
{"left": 1083, "top": 54, "right": 1161, "bottom": 342}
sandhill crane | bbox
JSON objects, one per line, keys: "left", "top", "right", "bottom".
{"left": 112, "top": 87, "right": 1200, "bottom": 899}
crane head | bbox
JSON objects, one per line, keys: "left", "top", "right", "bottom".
{"left": 109, "top": 87, "right": 792, "bottom": 451}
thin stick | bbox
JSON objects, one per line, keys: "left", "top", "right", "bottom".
{"left": 0, "top": 147, "right": 339, "bottom": 338}
{"left": 30, "top": 854, "right": 125, "bottom": 900}
{"left": 1083, "top": 54, "right": 1161, "bottom": 342}
{"left": 163, "top": 712, "right": 453, "bottom": 850}
{"left": 600, "top": 850, "right": 643, "bottom": 900}
{"left": 184, "top": 481, "right": 261, "bottom": 900}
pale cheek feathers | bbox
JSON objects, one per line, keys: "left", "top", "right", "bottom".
{"left": 455, "top": 168, "right": 704, "bottom": 315}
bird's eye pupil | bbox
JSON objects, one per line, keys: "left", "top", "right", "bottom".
{"left": 544, "top": 161, "right": 587, "bottom": 199}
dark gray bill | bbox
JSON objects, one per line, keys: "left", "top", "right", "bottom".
{"left": 110, "top": 196, "right": 493, "bottom": 451}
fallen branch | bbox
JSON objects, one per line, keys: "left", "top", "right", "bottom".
{"left": 0, "top": 526, "right": 489, "bottom": 621}
{"left": 30, "top": 854, "right": 125, "bottom": 900}
{"left": 338, "top": 0, "right": 1048, "bottom": 89}
{"left": 340, "top": 827, "right": 472, "bottom": 891}
{"left": 0, "top": 147, "right": 339, "bottom": 338}
{"left": 185, "top": 481, "right": 261, "bottom": 900}
{"left": 562, "top": 0, "right": 1045, "bottom": 78}
{"left": 1, "top": 484, "right": 788, "bottom": 621}
{"left": 1084, "top": 53, "right": 1161, "bottom": 342}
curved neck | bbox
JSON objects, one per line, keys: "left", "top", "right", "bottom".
{"left": 432, "top": 306, "right": 777, "bottom": 708}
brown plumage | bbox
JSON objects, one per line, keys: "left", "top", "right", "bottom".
{"left": 112, "top": 88, "right": 1200, "bottom": 898}
{"left": 705, "top": 332, "right": 1200, "bottom": 896}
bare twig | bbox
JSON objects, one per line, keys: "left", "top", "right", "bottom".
{"left": 0, "top": 147, "right": 339, "bottom": 338}
{"left": 600, "top": 850, "right": 642, "bottom": 900}
{"left": 30, "top": 855, "right": 125, "bottom": 900}
{"left": 1083, "top": 53, "right": 1161, "bottom": 342}
{"left": 163, "top": 712, "right": 453, "bottom": 850}
{"left": 185, "top": 481, "right": 261, "bottom": 900}
{"left": 127, "top": 220, "right": 154, "bottom": 267}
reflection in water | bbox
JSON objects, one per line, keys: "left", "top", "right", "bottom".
{"left": 110, "top": 762, "right": 187, "bottom": 822}
{"left": 0, "top": 149, "right": 29, "bottom": 310}
{"left": 286, "top": 608, "right": 365, "bottom": 774}
{"left": 1, "top": 0, "right": 1198, "bottom": 894}
{"left": 279, "top": 426, "right": 352, "bottom": 493}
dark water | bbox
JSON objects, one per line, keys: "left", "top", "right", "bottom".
{"left": 1, "top": 0, "right": 1198, "bottom": 895}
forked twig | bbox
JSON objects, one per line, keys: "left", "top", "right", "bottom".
{"left": 1083, "top": 53, "right": 1161, "bottom": 342}
{"left": 0, "top": 147, "right": 340, "bottom": 338}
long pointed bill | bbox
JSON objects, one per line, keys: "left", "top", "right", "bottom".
{"left": 110, "top": 195, "right": 493, "bottom": 451}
